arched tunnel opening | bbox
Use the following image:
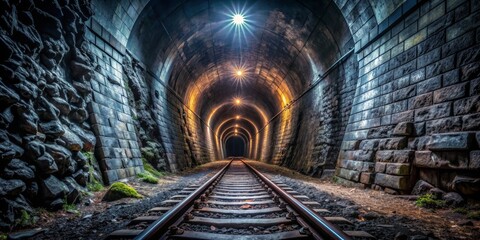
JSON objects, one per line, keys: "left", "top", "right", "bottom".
{"left": 1, "top": 0, "right": 480, "bottom": 238}
{"left": 225, "top": 136, "right": 246, "bottom": 157}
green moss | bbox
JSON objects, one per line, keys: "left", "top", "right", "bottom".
{"left": 142, "top": 158, "right": 165, "bottom": 178}
{"left": 467, "top": 211, "right": 480, "bottom": 220}
{"left": 63, "top": 201, "right": 77, "bottom": 212}
{"left": 141, "top": 148, "right": 155, "bottom": 161}
{"left": 0, "top": 234, "right": 7, "bottom": 240}
{"left": 87, "top": 180, "right": 104, "bottom": 192}
{"left": 415, "top": 193, "right": 445, "bottom": 209}
{"left": 137, "top": 172, "right": 158, "bottom": 184}
{"left": 15, "top": 210, "right": 34, "bottom": 227}
{"left": 103, "top": 182, "right": 142, "bottom": 201}
{"left": 83, "top": 151, "right": 104, "bottom": 192}
{"left": 332, "top": 176, "right": 339, "bottom": 183}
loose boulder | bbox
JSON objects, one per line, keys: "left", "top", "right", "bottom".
{"left": 411, "top": 180, "right": 434, "bottom": 195}
{"left": 102, "top": 182, "right": 142, "bottom": 201}
{"left": 443, "top": 192, "right": 465, "bottom": 206}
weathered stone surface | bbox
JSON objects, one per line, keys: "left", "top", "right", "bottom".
{"left": 0, "top": 141, "right": 23, "bottom": 161}
{"left": 340, "top": 160, "right": 373, "bottom": 172}
{"left": 51, "top": 97, "right": 71, "bottom": 115}
{"left": 367, "top": 126, "right": 394, "bottom": 138}
{"left": 409, "top": 93, "right": 432, "bottom": 109}
{"left": 462, "top": 113, "right": 480, "bottom": 130}
{"left": 391, "top": 110, "right": 414, "bottom": 124}
{"left": 393, "top": 150, "right": 414, "bottom": 163}
{"left": 13, "top": 104, "right": 38, "bottom": 134}
{"left": 411, "top": 180, "right": 434, "bottom": 195}
{"left": 454, "top": 95, "right": 480, "bottom": 115}
{"left": 385, "top": 163, "right": 410, "bottom": 176}
{"left": 60, "top": 127, "right": 83, "bottom": 151}
{"left": 39, "top": 120, "right": 65, "bottom": 138}
{"left": 72, "top": 169, "right": 88, "bottom": 186}
{"left": 409, "top": 136, "right": 431, "bottom": 150}
{"left": 452, "top": 175, "right": 480, "bottom": 195}
{"left": 415, "top": 102, "right": 451, "bottom": 122}
{"left": 360, "top": 172, "right": 374, "bottom": 184}
{"left": 45, "top": 144, "right": 73, "bottom": 175}
{"left": 354, "top": 150, "right": 374, "bottom": 162}
{"left": 426, "top": 117, "right": 462, "bottom": 134}
{"left": 433, "top": 83, "right": 467, "bottom": 103}
{"left": 0, "top": 178, "right": 26, "bottom": 197}
{"left": 443, "top": 192, "right": 465, "bottom": 206}
{"left": 376, "top": 150, "right": 394, "bottom": 162}
{"left": 374, "top": 173, "right": 409, "bottom": 190}
{"left": 415, "top": 151, "right": 469, "bottom": 169}
{"left": 375, "top": 162, "right": 386, "bottom": 173}
{"left": 428, "top": 188, "right": 446, "bottom": 199}
{"left": 341, "top": 140, "right": 360, "bottom": 150}
{"left": 471, "top": 151, "right": 480, "bottom": 169}
{"left": 69, "top": 124, "right": 96, "bottom": 151}
{"left": 427, "top": 133, "right": 474, "bottom": 151}
{"left": 337, "top": 168, "right": 361, "bottom": 182}
{"left": 360, "top": 139, "right": 380, "bottom": 150}
{"left": 36, "top": 153, "right": 59, "bottom": 174}
{"left": 379, "top": 137, "right": 407, "bottom": 150}
{"left": 39, "top": 175, "right": 68, "bottom": 200}
{"left": 2, "top": 159, "right": 35, "bottom": 181}
{"left": 393, "top": 122, "right": 413, "bottom": 136}
{"left": 63, "top": 177, "right": 84, "bottom": 204}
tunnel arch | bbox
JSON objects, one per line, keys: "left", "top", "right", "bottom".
{"left": 92, "top": 0, "right": 363, "bottom": 170}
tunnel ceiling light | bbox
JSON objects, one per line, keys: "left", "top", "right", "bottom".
{"left": 236, "top": 115, "right": 240, "bottom": 119}
{"left": 232, "top": 14, "right": 245, "bottom": 25}
{"left": 235, "top": 124, "right": 239, "bottom": 127}
{"left": 236, "top": 70, "right": 243, "bottom": 76}
{"left": 234, "top": 98, "right": 242, "bottom": 105}
{"left": 235, "top": 129, "right": 238, "bottom": 133}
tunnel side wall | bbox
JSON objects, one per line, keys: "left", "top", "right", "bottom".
{"left": 85, "top": 19, "right": 212, "bottom": 184}
{"left": 336, "top": 0, "right": 480, "bottom": 195}
{"left": 257, "top": 54, "right": 359, "bottom": 177}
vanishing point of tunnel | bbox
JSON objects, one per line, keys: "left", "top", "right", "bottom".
{"left": 1, "top": 0, "right": 480, "bottom": 239}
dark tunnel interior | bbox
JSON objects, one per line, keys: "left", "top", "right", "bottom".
{"left": 0, "top": 0, "right": 480, "bottom": 237}
{"left": 225, "top": 136, "right": 246, "bottom": 157}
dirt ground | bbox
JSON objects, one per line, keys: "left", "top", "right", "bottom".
{"left": 4, "top": 161, "right": 227, "bottom": 239}
{"left": 4, "top": 159, "right": 479, "bottom": 240}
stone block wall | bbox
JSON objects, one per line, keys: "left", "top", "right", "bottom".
{"left": 85, "top": 18, "right": 212, "bottom": 182}
{"left": 336, "top": 0, "right": 480, "bottom": 195}
{"left": 85, "top": 19, "right": 143, "bottom": 184}
{"left": 148, "top": 73, "right": 211, "bottom": 172}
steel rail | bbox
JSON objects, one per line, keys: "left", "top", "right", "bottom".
{"left": 134, "top": 160, "right": 232, "bottom": 240}
{"left": 242, "top": 160, "right": 352, "bottom": 240}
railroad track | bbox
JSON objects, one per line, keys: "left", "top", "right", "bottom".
{"left": 107, "top": 159, "right": 374, "bottom": 239}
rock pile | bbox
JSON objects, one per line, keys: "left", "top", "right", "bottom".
{"left": 123, "top": 53, "right": 168, "bottom": 172}
{"left": 0, "top": 0, "right": 96, "bottom": 229}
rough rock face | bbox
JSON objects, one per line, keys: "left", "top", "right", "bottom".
{"left": 0, "top": 0, "right": 96, "bottom": 229}
{"left": 122, "top": 53, "right": 168, "bottom": 171}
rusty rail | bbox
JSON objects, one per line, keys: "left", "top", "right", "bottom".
{"left": 242, "top": 160, "right": 352, "bottom": 240}
{"left": 134, "top": 160, "right": 232, "bottom": 240}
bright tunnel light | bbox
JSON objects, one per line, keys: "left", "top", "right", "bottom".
{"left": 233, "top": 14, "right": 245, "bottom": 25}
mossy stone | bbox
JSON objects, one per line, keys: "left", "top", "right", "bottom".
{"left": 102, "top": 182, "right": 142, "bottom": 201}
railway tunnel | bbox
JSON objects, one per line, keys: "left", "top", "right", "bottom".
{"left": 1, "top": 0, "right": 480, "bottom": 239}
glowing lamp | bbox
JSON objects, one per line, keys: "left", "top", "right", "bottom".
{"left": 233, "top": 14, "right": 245, "bottom": 25}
